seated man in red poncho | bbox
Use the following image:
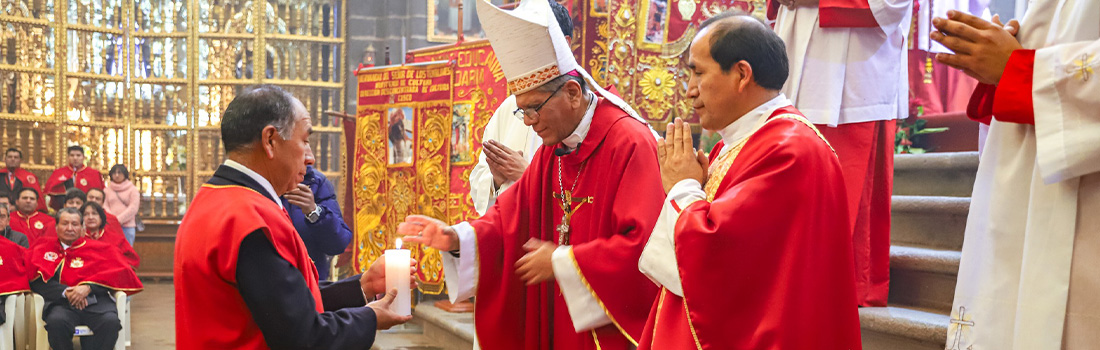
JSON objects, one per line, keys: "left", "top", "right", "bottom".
{"left": 29, "top": 207, "right": 142, "bottom": 350}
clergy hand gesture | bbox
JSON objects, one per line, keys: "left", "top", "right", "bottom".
{"left": 399, "top": 215, "right": 460, "bottom": 252}
{"left": 516, "top": 238, "right": 556, "bottom": 285}
{"left": 484, "top": 140, "right": 527, "bottom": 187}
{"left": 361, "top": 257, "right": 419, "bottom": 297}
{"left": 931, "top": 11, "right": 1022, "bottom": 85}
{"left": 658, "top": 118, "right": 709, "bottom": 193}
{"left": 367, "top": 289, "right": 414, "bottom": 330}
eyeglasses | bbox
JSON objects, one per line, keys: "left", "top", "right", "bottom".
{"left": 513, "top": 82, "right": 566, "bottom": 121}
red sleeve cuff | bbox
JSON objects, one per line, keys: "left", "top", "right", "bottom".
{"left": 967, "top": 83, "right": 996, "bottom": 125}
{"left": 991, "top": 49, "right": 1036, "bottom": 125}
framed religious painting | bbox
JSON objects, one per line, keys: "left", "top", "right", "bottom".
{"left": 386, "top": 106, "right": 416, "bottom": 167}
{"left": 428, "top": 0, "right": 520, "bottom": 43}
{"left": 450, "top": 102, "right": 475, "bottom": 165}
{"left": 590, "top": 0, "right": 609, "bottom": 15}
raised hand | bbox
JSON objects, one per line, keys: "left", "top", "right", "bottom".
{"left": 367, "top": 289, "right": 414, "bottom": 330}
{"left": 398, "top": 215, "right": 459, "bottom": 252}
{"left": 931, "top": 10, "right": 1023, "bottom": 84}
{"left": 657, "top": 118, "right": 709, "bottom": 193}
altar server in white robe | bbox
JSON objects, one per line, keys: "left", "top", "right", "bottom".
{"left": 931, "top": 4, "right": 1100, "bottom": 349}
{"left": 768, "top": 0, "right": 913, "bottom": 307}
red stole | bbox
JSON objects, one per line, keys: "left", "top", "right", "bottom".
{"left": 0, "top": 168, "right": 46, "bottom": 211}
{"left": 87, "top": 226, "right": 139, "bottom": 269}
{"left": 638, "top": 106, "right": 862, "bottom": 350}
{"left": 9, "top": 211, "right": 55, "bottom": 244}
{"left": 0, "top": 239, "right": 29, "bottom": 296}
{"left": 175, "top": 184, "right": 322, "bottom": 350}
{"left": 28, "top": 237, "right": 143, "bottom": 294}
{"left": 45, "top": 165, "right": 104, "bottom": 196}
{"left": 471, "top": 99, "right": 663, "bottom": 350}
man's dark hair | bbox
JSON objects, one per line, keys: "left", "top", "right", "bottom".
{"left": 14, "top": 187, "right": 37, "bottom": 201}
{"left": 549, "top": 0, "right": 573, "bottom": 38}
{"left": 56, "top": 207, "right": 82, "bottom": 223}
{"left": 221, "top": 84, "right": 299, "bottom": 153}
{"left": 79, "top": 202, "right": 108, "bottom": 230}
{"left": 67, "top": 145, "right": 84, "bottom": 155}
{"left": 109, "top": 164, "right": 130, "bottom": 180}
{"left": 65, "top": 188, "right": 86, "bottom": 204}
{"left": 534, "top": 74, "right": 587, "bottom": 94}
{"left": 5, "top": 148, "right": 21, "bottom": 158}
{"left": 698, "top": 11, "right": 788, "bottom": 90}
{"left": 87, "top": 187, "right": 105, "bottom": 198}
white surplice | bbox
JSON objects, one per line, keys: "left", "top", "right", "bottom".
{"left": 947, "top": 0, "right": 1100, "bottom": 348}
{"left": 772, "top": 0, "right": 912, "bottom": 126}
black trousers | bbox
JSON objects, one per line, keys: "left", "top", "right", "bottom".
{"left": 43, "top": 307, "right": 120, "bottom": 350}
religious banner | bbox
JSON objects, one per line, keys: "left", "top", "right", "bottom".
{"left": 353, "top": 62, "right": 455, "bottom": 294}
{"left": 407, "top": 39, "right": 510, "bottom": 229}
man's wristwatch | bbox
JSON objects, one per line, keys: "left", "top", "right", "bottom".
{"left": 306, "top": 206, "right": 324, "bottom": 223}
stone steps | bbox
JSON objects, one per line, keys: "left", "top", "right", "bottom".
{"left": 372, "top": 303, "right": 475, "bottom": 350}
{"left": 860, "top": 306, "right": 950, "bottom": 350}
{"left": 891, "top": 195, "right": 970, "bottom": 251}
{"left": 894, "top": 152, "right": 979, "bottom": 198}
{"left": 888, "top": 245, "right": 960, "bottom": 314}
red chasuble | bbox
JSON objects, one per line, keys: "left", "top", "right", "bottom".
{"left": 28, "top": 237, "right": 142, "bottom": 294}
{"left": 44, "top": 165, "right": 105, "bottom": 197}
{"left": 638, "top": 106, "right": 862, "bottom": 350}
{"left": 0, "top": 167, "right": 47, "bottom": 211}
{"left": 87, "top": 226, "right": 139, "bottom": 269}
{"left": 471, "top": 99, "right": 663, "bottom": 350}
{"left": 9, "top": 211, "right": 55, "bottom": 244}
{"left": 175, "top": 184, "right": 322, "bottom": 350}
{"left": 0, "top": 239, "right": 30, "bottom": 296}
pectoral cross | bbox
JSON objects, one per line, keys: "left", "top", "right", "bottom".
{"left": 553, "top": 190, "right": 594, "bottom": 245}
{"left": 947, "top": 306, "right": 975, "bottom": 350}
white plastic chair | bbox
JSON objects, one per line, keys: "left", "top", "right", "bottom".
{"left": 32, "top": 291, "right": 129, "bottom": 350}
{"left": 0, "top": 293, "right": 25, "bottom": 350}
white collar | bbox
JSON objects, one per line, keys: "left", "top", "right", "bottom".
{"left": 61, "top": 242, "right": 71, "bottom": 250}
{"left": 715, "top": 94, "right": 792, "bottom": 156}
{"left": 223, "top": 159, "right": 285, "bottom": 210}
{"left": 561, "top": 92, "right": 598, "bottom": 150}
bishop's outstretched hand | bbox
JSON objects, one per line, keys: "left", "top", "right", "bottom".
{"left": 399, "top": 215, "right": 460, "bottom": 252}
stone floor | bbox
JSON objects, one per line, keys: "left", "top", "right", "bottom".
{"left": 131, "top": 282, "right": 175, "bottom": 349}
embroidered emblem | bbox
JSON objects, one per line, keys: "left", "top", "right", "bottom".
{"left": 1066, "top": 53, "right": 1096, "bottom": 82}
{"left": 59, "top": 176, "right": 66, "bottom": 181}
{"left": 80, "top": 178, "right": 87, "bottom": 186}
{"left": 44, "top": 252, "right": 58, "bottom": 262}
{"left": 70, "top": 257, "right": 84, "bottom": 268}
{"left": 27, "top": 176, "right": 35, "bottom": 184}
{"left": 34, "top": 221, "right": 43, "bottom": 230}
{"left": 947, "top": 306, "right": 976, "bottom": 350}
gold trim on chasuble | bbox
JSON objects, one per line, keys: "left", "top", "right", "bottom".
{"left": 568, "top": 249, "right": 639, "bottom": 346}
{"left": 703, "top": 114, "right": 835, "bottom": 201}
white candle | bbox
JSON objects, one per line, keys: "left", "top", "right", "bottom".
{"left": 385, "top": 238, "right": 412, "bottom": 316}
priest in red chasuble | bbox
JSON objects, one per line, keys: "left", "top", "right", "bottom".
{"left": 29, "top": 208, "right": 142, "bottom": 350}
{"left": 175, "top": 85, "right": 413, "bottom": 350}
{"left": 400, "top": 1, "right": 663, "bottom": 349}
{"left": 636, "top": 13, "right": 862, "bottom": 349}
{"left": 44, "top": 146, "right": 105, "bottom": 211}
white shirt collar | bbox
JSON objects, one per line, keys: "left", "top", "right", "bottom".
{"left": 716, "top": 94, "right": 792, "bottom": 156}
{"left": 561, "top": 92, "right": 598, "bottom": 150}
{"left": 61, "top": 242, "right": 70, "bottom": 250}
{"left": 223, "top": 159, "right": 285, "bottom": 210}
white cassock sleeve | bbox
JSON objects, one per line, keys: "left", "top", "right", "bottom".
{"left": 638, "top": 179, "right": 707, "bottom": 297}
{"left": 868, "top": 0, "right": 913, "bottom": 38}
{"left": 550, "top": 246, "right": 612, "bottom": 332}
{"left": 469, "top": 101, "right": 512, "bottom": 216}
{"left": 441, "top": 222, "right": 479, "bottom": 303}
{"left": 1031, "top": 39, "right": 1100, "bottom": 183}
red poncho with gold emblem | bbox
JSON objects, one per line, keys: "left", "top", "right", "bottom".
{"left": 44, "top": 165, "right": 105, "bottom": 197}
{"left": 28, "top": 236, "right": 142, "bottom": 295}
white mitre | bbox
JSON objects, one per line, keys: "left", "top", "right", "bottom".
{"left": 475, "top": 0, "right": 649, "bottom": 125}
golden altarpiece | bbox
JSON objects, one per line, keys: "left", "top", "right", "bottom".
{"left": 0, "top": 0, "right": 347, "bottom": 224}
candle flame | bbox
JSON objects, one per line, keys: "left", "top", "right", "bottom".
{"left": 395, "top": 238, "right": 403, "bottom": 249}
